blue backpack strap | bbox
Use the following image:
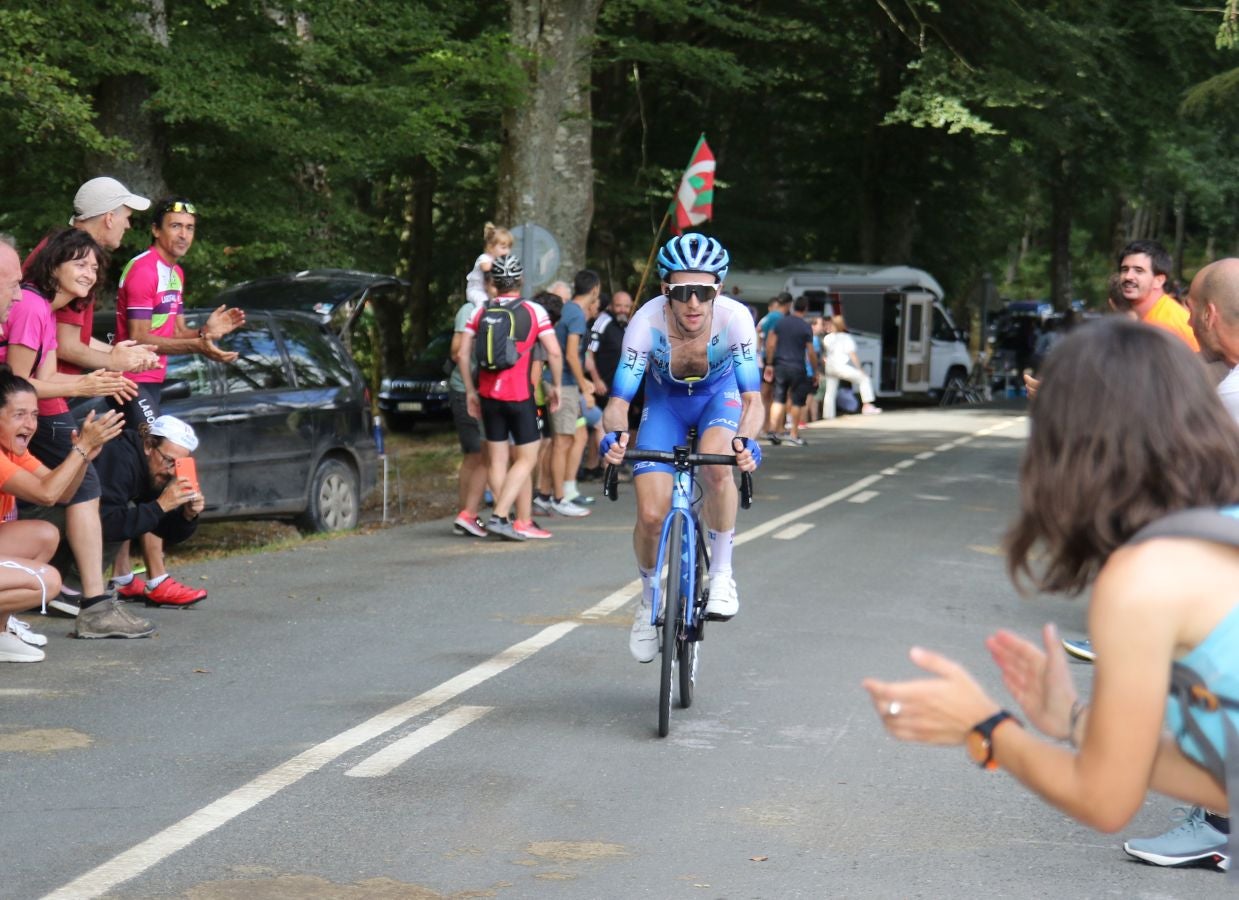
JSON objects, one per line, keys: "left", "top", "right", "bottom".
{"left": 1128, "top": 507, "right": 1239, "bottom": 547}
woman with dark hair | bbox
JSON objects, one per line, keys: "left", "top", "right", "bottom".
{"left": 0, "top": 367, "right": 124, "bottom": 659}
{"left": 8, "top": 229, "right": 138, "bottom": 627}
{"left": 864, "top": 318, "right": 1239, "bottom": 861}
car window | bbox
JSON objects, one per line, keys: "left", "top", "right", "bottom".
{"left": 221, "top": 320, "right": 292, "bottom": 393}
{"left": 931, "top": 308, "right": 957, "bottom": 342}
{"left": 276, "top": 317, "right": 354, "bottom": 388}
{"left": 165, "top": 352, "right": 213, "bottom": 396}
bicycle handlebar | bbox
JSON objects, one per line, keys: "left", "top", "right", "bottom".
{"left": 603, "top": 448, "right": 754, "bottom": 510}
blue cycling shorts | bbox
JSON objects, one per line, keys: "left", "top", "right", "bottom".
{"left": 632, "top": 380, "right": 742, "bottom": 477}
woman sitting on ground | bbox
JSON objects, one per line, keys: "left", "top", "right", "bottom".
{"left": 864, "top": 318, "right": 1239, "bottom": 857}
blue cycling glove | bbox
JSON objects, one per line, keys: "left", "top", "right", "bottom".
{"left": 599, "top": 430, "right": 627, "bottom": 459}
{"left": 734, "top": 436, "right": 762, "bottom": 468}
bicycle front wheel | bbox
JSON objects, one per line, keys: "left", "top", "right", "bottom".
{"left": 678, "top": 530, "right": 707, "bottom": 709}
{"left": 658, "top": 517, "right": 683, "bottom": 738}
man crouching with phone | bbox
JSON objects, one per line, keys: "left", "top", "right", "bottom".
{"left": 94, "top": 415, "right": 207, "bottom": 610}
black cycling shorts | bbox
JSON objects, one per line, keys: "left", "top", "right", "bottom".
{"left": 773, "top": 364, "right": 813, "bottom": 406}
{"left": 479, "top": 396, "right": 541, "bottom": 446}
{"left": 449, "top": 390, "right": 482, "bottom": 455}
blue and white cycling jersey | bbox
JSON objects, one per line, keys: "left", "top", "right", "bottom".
{"left": 610, "top": 294, "right": 762, "bottom": 402}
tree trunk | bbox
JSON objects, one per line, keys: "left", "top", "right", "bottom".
{"left": 407, "top": 164, "right": 435, "bottom": 356}
{"left": 1172, "top": 191, "right": 1186, "bottom": 285}
{"left": 497, "top": 0, "right": 604, "bottom": 282}
{"left": 87, "top": 0, "right": 168, "bottom": 198}
{"left": 1048, "top": 153, "right": 1073, "bottom": 310}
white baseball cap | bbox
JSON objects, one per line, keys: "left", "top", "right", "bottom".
{"left": 149, "top": 415, "right": 199, "bottom": 453}
{"left": 70, "top": 177, "right": 152, "bottom": 224}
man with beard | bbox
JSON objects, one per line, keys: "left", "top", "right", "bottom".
{"left": 1118, "top": 239, "right": 1199, "bottom": 351}
{"left": 93, "top": 415, "right": 205, "bottom": 615}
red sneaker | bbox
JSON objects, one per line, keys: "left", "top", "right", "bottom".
{"left": 114, "top": 577, "right": 147, "bottom": 599}
{"left": 513, "top": 519, "right": 552, "bottom": 540}
{"left": 144, "top": 577, "right": 208, "bottom": 607}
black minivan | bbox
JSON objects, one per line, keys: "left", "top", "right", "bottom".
{"left": 74, "top": 308, "right": 378, "bottom": 532}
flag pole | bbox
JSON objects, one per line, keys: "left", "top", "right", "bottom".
{"left": 634, "top": 207, "right": 672, "bottom": 307}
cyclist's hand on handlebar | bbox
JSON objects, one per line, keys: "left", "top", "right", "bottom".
{"left": 600, "top": 430, "right": 628, "bottom": 465}
{"left": 733, "top": 436, "right": 762, "bottom": 471}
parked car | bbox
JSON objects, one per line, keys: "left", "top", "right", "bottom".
{"left": 210, "top": 268, "right": 407, "bottom": 339}
{"left": 72, "top": 308, "right": 379, "bottom": 532}
{"left": 377, "top": 329, "right": 454, "bottom": 431}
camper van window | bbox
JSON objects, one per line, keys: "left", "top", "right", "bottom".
{"left": 908, "top": 304, "right": 924, "bottom": 340}
{"left": 932, "top": 308, "right": 957, "bottom": 342}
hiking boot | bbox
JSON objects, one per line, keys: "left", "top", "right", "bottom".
{"left": 548, "top": 497, "right": 590, "bottom": 517}
{"left": 46, "top": 593, "right": 80, "bottom": 618}
{"left": 0, "top": 630, "right": 45, "bottom": 662}
{"left": 513, "top": 519, "right": 552, "bottom": 540}
{"left": 486, "top": 517, "right": 526, "bottom": 542}
{"left": 1123, "top": 806, "right": 1231, "bottom": 871}
{"left": 74, "top": 599, "right": 155, "bottom": 639}
{"left": 1061, "top": 637, "right": 1095, "bottom": 662}
{"left": 113, "top": 577, "right": 147, "bottom": 599}
{"left": 453, "top": 512, "right": 487, "bottom": 537}
{"left": 144, "top": 577, "right": 208, "bottom": 608}
{"left": 705, "top": 574, "right": 739, "bottom": 620}
{"left": 7, "top": 615, "right": 47, "bottom": 647}
{"left": 629, "top": 603, "right": 658, "bottom": 663}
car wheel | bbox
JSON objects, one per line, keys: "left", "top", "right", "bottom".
{"left": 298, "top": 458, "right": 360, "bottom": 533}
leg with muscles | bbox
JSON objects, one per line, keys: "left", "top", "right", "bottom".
{"left": 0, "top": 559, "right": 61, "bottom": 660}
{"left": 630, "top": 470, "right": 672, "bottom": 662}
{"left": 698, "top": 423, "right": 740, "bottom": 619}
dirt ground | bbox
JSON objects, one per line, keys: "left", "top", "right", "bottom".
{"left": 166, "top": 425, "right": 463, "bottom": 565}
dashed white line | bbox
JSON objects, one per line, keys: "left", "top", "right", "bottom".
{"left": 934, "top": 443, "right": 955, "bottom": 452}
{"left": 773, "top": 523, "right": 816, "bottom": 540}
{"left": 915, "top": 452, "right": 936, "bottom": 460}
{"left": 848, "top": 491, "right": 879, "bottom": 504}
{"left": 894, "top": 460, "right": 916, "bottom": 469}
{"left": 346, "top": 706, "right": 493, "bottom": 778}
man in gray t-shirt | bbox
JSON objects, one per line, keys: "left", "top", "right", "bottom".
{"left": 449, "top": 298, "right": 488, "bottom": 536}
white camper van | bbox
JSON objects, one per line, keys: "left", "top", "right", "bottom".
{"left": 728, "top": 263, "right": 973, "bottom": 399}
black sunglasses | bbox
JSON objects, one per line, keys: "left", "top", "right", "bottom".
{"left": 666, "top": 283, "right": 719, "bottom": 303}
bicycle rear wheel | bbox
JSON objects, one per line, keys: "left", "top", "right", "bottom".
{"left": 678, "top": 531, "right": 707, "bottom": 709}
{"left": 658, "top": 519, "right": 683, "bottom": 737}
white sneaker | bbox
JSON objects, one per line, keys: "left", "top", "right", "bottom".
{"left": 7, "top": 615, "right": 48, "bottom": 647}
{"left": 705, "top": 574, "right": 739, "bottom": 619}
{"left": 0, "top": 630, "right": 45, "bottom": 662}
{"left": 629, "top": 604, "right": 658, "bottom": 663}
{"left": 549, "top": 497, "right": 590, "bottom": 518}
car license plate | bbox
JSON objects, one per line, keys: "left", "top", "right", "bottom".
{"left": 398, "top": 402, "right": 424, "bottom": 412}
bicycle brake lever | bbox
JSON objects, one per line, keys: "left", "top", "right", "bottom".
{"left": 604, "top": 464, "right": 619, "bottom": 501}
{"left": 740, "top": 471, "right": 753, "bottom": 510}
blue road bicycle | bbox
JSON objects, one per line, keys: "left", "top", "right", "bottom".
{"left": 604, "top": 432, "right": 753, "bottom": 737}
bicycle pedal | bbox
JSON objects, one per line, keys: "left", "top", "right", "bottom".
{"left": 704, "top": 612, "right": 734, "bottom": 622}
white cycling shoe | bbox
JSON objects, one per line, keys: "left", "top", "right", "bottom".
{"left": 705, "top": 574, "right": 739, "bottom": 619}
{"left": 629, "top": 604, "right": 658, "bottom": 663}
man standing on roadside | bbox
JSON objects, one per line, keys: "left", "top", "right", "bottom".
{"left": 1118, "top": 239, "right": 1199, "bottom": 351}
{"left": 110, "top": 197, "right": 245, "bottom": 607}
{"left": 449, "top": 288, "right": 489, "bottom": 538}
{"left": 764, "top": 296, "right": 819, "bottom": 446}
{"left": 543, "top": 270, "right": 598, "bottom": 517}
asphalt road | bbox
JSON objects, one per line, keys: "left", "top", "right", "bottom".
{"left": 2, "top": 403, "right": 1230, "bottom": 900}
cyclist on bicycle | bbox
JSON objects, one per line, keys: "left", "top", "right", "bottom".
{"left": 599, "top": 233, "right": 765, "bottom": 663}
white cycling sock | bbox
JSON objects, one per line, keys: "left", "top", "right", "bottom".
{"left": 708, "top": 529, "right": 734, "bottom": 577}
{"left": 146, "top": 574, "right": 169, "bottom": 589}
{"left": 113, "top": 572, "right": 136, "bottom": 586}
{"left": 639, "top": 565, "right": 657, "bottom": 608}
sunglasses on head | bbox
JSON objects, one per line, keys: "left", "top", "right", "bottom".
{"left": 666, "top": 283, "right": 719, "bottom": 303}
{"left": 161, "top": 201, "right": 197, "bottom": 215}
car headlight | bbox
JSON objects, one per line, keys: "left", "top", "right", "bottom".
{"left": 380, "top": 378, "right": 393, "bottom": 392}
{"left": 435, "top": 379, "right": 449, "bottom": 392}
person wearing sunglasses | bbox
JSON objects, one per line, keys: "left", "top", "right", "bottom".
{"left": 110, "top": 197, "right": 245, "bottom": 608}
{"left": 599, "top": 232, "right": 765, "bottom": 663}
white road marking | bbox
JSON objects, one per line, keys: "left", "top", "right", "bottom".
{"left": 915, "top": 451, "right": 935, "bottom": 460}
{"left": 848, "top": 491, "right": 879, "bottom": 504}
{"left": 953, "top": 436, "right": 973, "bottom": 446}
{"left": 881, "top": 467, "right": 900, "bottom": 476}
{"left": 41, "top": 622, "right": 578, "bottom": 900}
{"left": 42, "top": 414, "right": 1019, "bottom": 900}
{"left": 346, "top": 706, "right": 492, "bottom": 778}
{"left": 773, "top": 523, "right": 816, "bottom": 540}
{"left": 934, "top": 443, "right": 955, "bottom": 452}
{"left": 915, "top": 494, "right": 951, "bottom": 501}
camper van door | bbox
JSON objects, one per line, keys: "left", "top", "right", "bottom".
{"left": 901, "top": 292, "right": 934, "bottom": 392}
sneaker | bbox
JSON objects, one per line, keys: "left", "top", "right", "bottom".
{"left": 113, "top": 577, "right": 147, "bottom": 599}
{"left": 1062, "top": 637, "right": 1096, "bottom": 662}
{"left": 74, "top": 599, "right": 155, "bottom": 639}
{"left": 7, "top": 615, "right": 48, "bottom": 647}
{"left": 532, "top": 494, "right": 555, "bottom": 515}
{"left": 453, "top": 512, "right": 487, "bottom": 537}
{"left": 513, "top": 519, "right": 552, "bottom": 540}
{"left": 486, "top": 517, "right": 526, "bottom": 542}
{"left": 629, "top": 603, "right": 658, "bottom": 663}
{"left": 548, "top": 497, "right": 590, "bottom": 518}
{"left": 1123, "top": 806, "right": 1231, "bottom": 871}
{"left": 705, "top": 574, "right": 739, "bottom": 619}
{"left": 783, "top": 435, "right": 807, "bottom": 447}
{"left": 144, "top": 577, "right": 208, "bottom": 608}
{"left": 764, "top": 431, "right": 782, "bottom": 445}
{"left": 861, "top": 405, "right": 883, "bottom": 415}
{"left": 566, "top": 492, "right": 596, "bottom": 506}
{"left": 0, "top": 630, "right": 44, "bottom": 662}
{"left": 46, "top": 593, "right": 80, "bottom": 618}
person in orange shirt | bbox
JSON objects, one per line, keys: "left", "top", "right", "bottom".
{"left": 1118, "top": 239, "right": 1199, "bottom": 352}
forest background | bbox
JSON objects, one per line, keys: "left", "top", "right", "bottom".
{"left": 2, "top": 0, "right": 1238, "bottom": 380}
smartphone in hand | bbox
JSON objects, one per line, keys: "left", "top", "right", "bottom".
{"left": 173, "top": 457, "right": 200, "bottom": 494}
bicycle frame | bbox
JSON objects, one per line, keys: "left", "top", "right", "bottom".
{"left": 649, "top": 449, "right": 703, "bottom": 639}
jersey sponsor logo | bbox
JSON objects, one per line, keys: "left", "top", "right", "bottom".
{"left": 622, "top": 347, "right": 641, "bottom": 370}
{"left": 633, "top": 460, "right": 658, "bottom": 472}
{"left": 738, "top": 339, "right": 754, "bottom": 362}
{"left": 707, "top": 416, "right": 738, "bottom": 428}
